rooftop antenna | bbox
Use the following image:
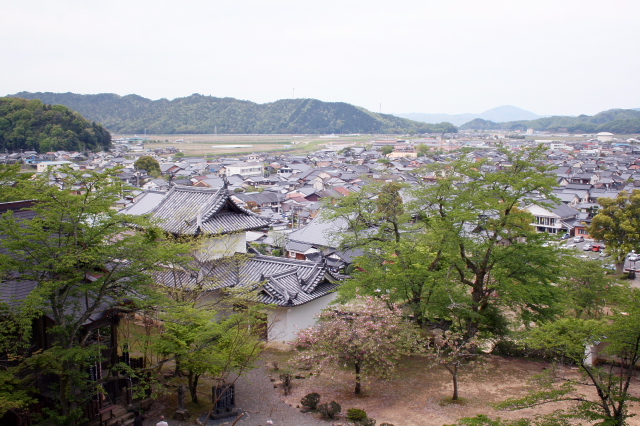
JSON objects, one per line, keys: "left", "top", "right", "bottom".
{"left": 293, "top": 88, "right": 295, "bottom": 99}
{"left": 379, "top": 103, "right": 382, "bottom": 113}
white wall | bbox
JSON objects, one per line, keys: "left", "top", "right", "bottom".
{"left": 196, "top": 233, "right": 246, "bottom": 261}
{"left": 267, "top": 292, "right": 338, "bottom": 343}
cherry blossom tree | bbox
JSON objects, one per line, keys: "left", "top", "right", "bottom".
{"left": 294, "top": 295, "right": 420, "bottom": 395}
{"left": 429, "top": 330, "right": 483, "bottom": 401}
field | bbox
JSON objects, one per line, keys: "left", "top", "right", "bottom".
{"left": 114, "top": 133, "right": 374, "bottom": 157}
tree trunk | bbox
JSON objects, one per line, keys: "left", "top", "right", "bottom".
{"left": 188, "top": 372, "right": 200, "bottom": 404}
{"left": 354, "top": 360, "right": 361, "bottom": 395}
{"left": 451, "top": 364, "right": 459, "bottom": 401}
{"left": 174, "top": 356, "right": 182, "bottom": 377}
{"left": 445, "top": 363, "right": 459, "bottom": 401}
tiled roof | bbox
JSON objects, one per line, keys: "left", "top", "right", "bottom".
{"left": 147, "top": 185, "right": 270, "bottom": 235}
{"left": 154, "top": 254, "right": 340, "bottom": 307}
{"left": 122, "top": 191, "right": 167, "bottom": 215}
{"left": 287, "top": 214, "right": 347, "bottom": 247}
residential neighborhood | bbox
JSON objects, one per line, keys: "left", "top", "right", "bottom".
{"left": 3, "top": 131, "right": 640, "bottom": 426}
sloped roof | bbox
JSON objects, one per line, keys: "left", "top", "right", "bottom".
{"left": 147, "top": 185, "right": 270, "bottom": 235}
{"left": 287, "top": 214, "right": 347, "bottom": 248}
{"left": 122, "top": 190, "right": 167, "bottom": 215}
{"left": 154, "top": 254, "right": 340, "bottom": 307}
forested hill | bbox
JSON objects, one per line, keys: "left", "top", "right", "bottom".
{"left": 0, "top": 97, "right": 111, "bottom": 153}
{"left": 460, "top": 109, "right": 640, "bottom": 133}
{"left": 9, "top": 92, "right": 457, "bottom": 135}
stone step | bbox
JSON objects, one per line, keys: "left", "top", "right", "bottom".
{"left": 106, "top": 411, "right": 135, "bottom": 426}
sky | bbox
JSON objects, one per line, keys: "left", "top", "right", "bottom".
{"left": 3, "top": 0, "right": 639, "bottom": 117}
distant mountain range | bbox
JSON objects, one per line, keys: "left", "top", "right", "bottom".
{"left": 395, "top": 105, "right": 543, "bottom": 126}
{"left": 7, "top": 92, "right": 457, "bottom": 135}
{"left": 397, "top": 105, "right": 640, "bottom": 133}
{"left": 459, "top": 109, "right": 640, "bottom": 133}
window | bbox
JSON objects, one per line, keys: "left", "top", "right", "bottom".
{"left": 535, "top": 216, "right": 556, "bottom": 226}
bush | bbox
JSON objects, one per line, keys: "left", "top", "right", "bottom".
{"left": 492, "top": 339, "right": 570, "bottom": 362}
{"left": 347, "top": 408, "right": 368, "bottom": 422}
{"left": 300, "top": 392, "right": 321, "bottom": 410}
{"left": 317, "top": 401, "right": 341, "bottom": 419}
{"left": 380, "top": 424, "right": 395, "bottom": 426}
{"left": 279, "top": 372, "right": 292, "bottom": 395}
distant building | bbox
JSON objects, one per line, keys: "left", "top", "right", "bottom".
{"left": 597, "top": 132, "right": 614, "bottom": 142}
{"left": 224, "top": 162, "right": 263, "bottom": 177}
{"left": 36, "top": 161, "right": 76, "bottom": 173}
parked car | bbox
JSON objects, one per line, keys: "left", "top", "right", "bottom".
{"left": 583, "top": 243, "right": 593, "bottom": 251}
{"left": 592, "top": 245, "right": 601, "bottom": 252}
{"left": 560, "top": 233, "right": 570, "bottom": 240}
{"left": 573, "top": 236, "right": 584, "bottom": 243}
{"left": 628, "top": 253, "right": 640, "bottom": 262}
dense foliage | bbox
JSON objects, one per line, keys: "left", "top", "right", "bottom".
{"left": 0, "top": 97, "right": 111, "bottom": 153}
{"left": 328, "top": 146, "right": 562, "bottom": 340}
{"left": 589, "top": 189, "right": 640, "bottom": 265}
{"left": 497, "top": 290, "right": 640, "bottom": 426}
{"left": 460, "top": 109, "right": 640, "bottom": 133}
{"left": 0, "top": 168, "right": 184, "bottom": 424}
{"left": 134, "top": 155, "right": 161, "bottom": 177}
{"left": 10, "top": 92, "right": 457, "bottom": 135}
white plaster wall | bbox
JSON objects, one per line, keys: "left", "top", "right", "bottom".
{"left": 196, "top": 233, "right": 246, "bottom": 261}
{"left": 267, "top": 292, "right": 338, "bottom": 343}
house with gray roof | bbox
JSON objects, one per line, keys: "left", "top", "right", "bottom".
{"left": 129, "top": 185, "right": 343, "bottom": 343}
{"left": 523, "top": 200, "right": 580, "bottom": 235}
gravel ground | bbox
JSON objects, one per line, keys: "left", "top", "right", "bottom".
{"left": 146, "top": 364, "right": 330, "bottom": 426}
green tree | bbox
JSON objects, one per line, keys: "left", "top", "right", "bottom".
{"left": 339, "top": 146, "right": 355, "bottom": 157}
{"left": 0, "top": 167, "right": 185, "bottom": 424}
{"left": 588, "top": 190, "right": 640, "bottom": 265}
{"left": 416, "top": 143, "right": 431, "bottom": 157}
{"left": 380, "top": 145, "right": 394, "bottom": 157}
{"left": 154, "top": 302, "right": 263, "bottom": 403}
{"left": 332, "top": 146, "right": 562, "bottom": 340}
{"left": 337, "top": 233, "right": 458, "bottom": 324}
{"left": 134, "top": 155, "right": 161, "bottom": 178}
{"left": 501, "top": 292, "right": 640, "bottom": 426}
{"left": 173, "top": 151, "right": 185, "bottom": 159}
{"left": 0, "top": 163, "right": 24, "bottom": 202}
{"left": 557, "top": 256, "right": 624, "bottom": 319}
{"left": 409, "top": 146, "right": 562, "bottom": 340}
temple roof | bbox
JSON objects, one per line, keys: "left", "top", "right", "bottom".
{"left": 154, "top": 254, "right": 340, "bottom": 307}
{"left": 146, "top": 185, "right": 270, "bottom": 235}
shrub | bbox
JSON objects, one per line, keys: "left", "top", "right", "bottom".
{"left": 347, "top": 408, "right": 368, "bottom": 422}
{"left": 318, "top": 401, "right": 341, "bottom": 419}
{"left": 492, "top": 339, "right": 570, "bottom": 362}
{"left": 279, "top": 372, "right": 292, "bottom": 395}
{"left": 380, "top": 424, "right": 395, "bottom": 426}
{"left": 300, "top": 392, "right": 321, "bottom": 409}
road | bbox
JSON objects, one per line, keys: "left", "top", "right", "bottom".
{"left": 559, "top": 238, "right": 640, "bottom": 288}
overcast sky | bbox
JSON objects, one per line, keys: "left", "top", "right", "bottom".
{"left": 3, "top": 0, "right": 639, "bottom": 117}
